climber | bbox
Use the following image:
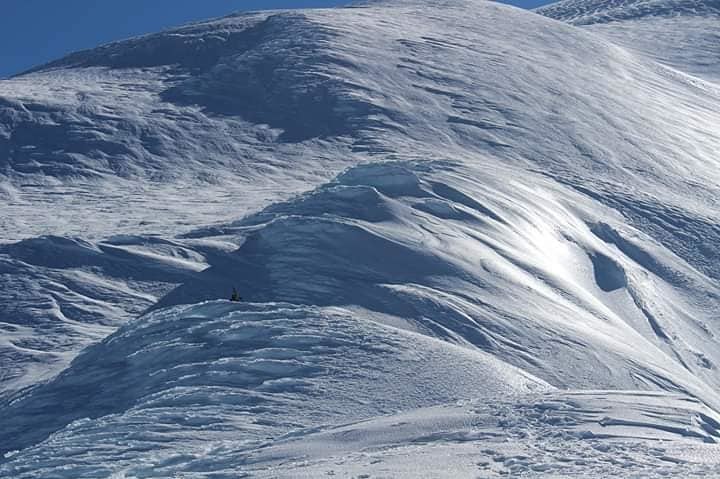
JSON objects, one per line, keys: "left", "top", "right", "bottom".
{"left": 230, "top": 287, "right": 242, "bottom": 302}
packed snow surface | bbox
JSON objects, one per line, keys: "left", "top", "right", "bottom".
{"left": 537, "top": 0, "right": 720, "bottom": 81}
{"left": 1, "top": 0, "right": 720, "bottom": 476}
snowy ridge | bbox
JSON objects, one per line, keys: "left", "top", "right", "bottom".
{"left": 4, "top": 158, "right": 720, "bottom": 475}
{"left": 3, "top": 0, "right": 720, "bottom": 239}
{"left": 1, "top": 302, "right": 719, "bottom": 476}
{"left": 1, "top": 0, "right": 720, "bottom": 476}
{"left": 538, "top": 0, "right": 720, "bottom": 81}
{"left": 537, "top": 0, "right": 719, "bottom": 24}
{"left": 161, "top": 159, "right": 720, "bottom": 409}
{"left": 0, "top": 301, "right": 549, "bottom": 475}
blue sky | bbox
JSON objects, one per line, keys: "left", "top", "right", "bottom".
{"left": 0, "top": 0, "right": 550, "bottom": 79}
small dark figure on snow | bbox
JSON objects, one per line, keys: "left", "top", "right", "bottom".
{"left": 230, "top": 287, "right": 242, "bottom": 302}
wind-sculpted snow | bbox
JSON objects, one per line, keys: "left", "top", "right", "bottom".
{"left": 239, "top": 391, "right": 720, "bottom": 477}
{"left": 2, "top": 0, "right": 720, "bottom": 476}
{"left": 2, "top": 300, "right": 720, "bottom": 477}
{"left": 538, "top": 0, "right": 720, "bottom": 81}
{"left": 0, "top": 301, "right": 550, "bottom": 477}
{"left": 2, "top": 0, "right": 720, "bottom": 240}
{"left": 0, "top": 234, "right": 216, "bottom": 397}
{"left": 537, "top": 0, "right": 719, "bottom": 23}
{"left": 162, "top": 160, "right": 720, "bottom": 412}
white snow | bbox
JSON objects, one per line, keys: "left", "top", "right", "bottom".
{"left": 1, "top": 0, "right": 720, "bottom": 476}
{"left": 0, "top": 301, "right": 551, "bottom": 477}
{"left": 537, "top": 0, "right": 720, "bottom": 82}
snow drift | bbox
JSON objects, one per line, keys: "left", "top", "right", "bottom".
{"left": 537, "top": 0, "right": 720, "bottom": 81}
{"left": 1, "top": 0, "right": 720, "bottom": 476}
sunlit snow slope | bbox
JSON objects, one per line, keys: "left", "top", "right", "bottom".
{"left": 2, "top": 0, "right": 720, "bottom": 476}
{"left": 537, "top": 0, "right": 720, "bottom": 82}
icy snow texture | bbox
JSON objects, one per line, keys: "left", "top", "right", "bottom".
{"left": 1, "top": 0, "right": 720, "bottom": 476}
{"left": 537, "top": 0, "right": 720, "bottom": 81}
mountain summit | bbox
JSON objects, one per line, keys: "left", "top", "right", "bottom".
{"left": 1, "top": 0, "right": 720, "bottom": 476}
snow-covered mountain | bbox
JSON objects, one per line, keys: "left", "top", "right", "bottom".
{"left": 1, "top": 0, "right": 720, "bottom": 476}
{"left": 537, "top": 0, "right": 720, "bottom": 81}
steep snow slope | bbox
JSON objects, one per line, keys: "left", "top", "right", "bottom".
{"left": 7, "top": 0, "right": 720, "bottom": 394}
{"left": 537, "top": 0, "right": 720, "bottom": 82}
{"left": 2, "top": 0, "right": 720, "bottom": 476}
{"left": 0, "top": 13, "right": 367, "bottom": 242}
{"left": 2, "top": 0, "right": 719, "bottom": 241}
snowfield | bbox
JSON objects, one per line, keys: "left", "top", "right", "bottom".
{"left": 1, "top": 0, "right": 720, "bottom": 476}
{"left": 537, "top": 0, "right": 720, "bottom": 81}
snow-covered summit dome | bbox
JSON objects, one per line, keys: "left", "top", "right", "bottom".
{"left": 2, "top": 0, "right": 720, "bottom": 475}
